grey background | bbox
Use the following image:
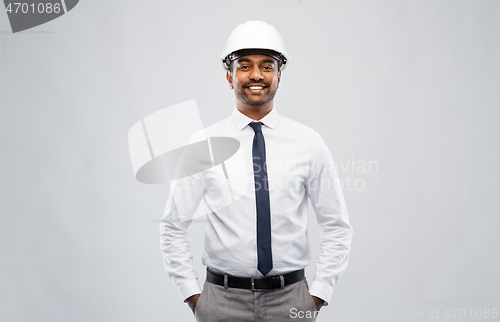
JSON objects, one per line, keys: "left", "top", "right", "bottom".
{"left": 1, "top": 0, "right": 498, "bottom": 321}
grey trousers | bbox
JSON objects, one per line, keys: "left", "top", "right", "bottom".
{"left": 194, "top": 278, "right": 318, "bottom": 322}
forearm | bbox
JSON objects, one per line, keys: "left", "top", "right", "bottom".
{"left": 159, "top": 177, "right": 205, "bottom": 300}
{"left": 159, "top": 213, "right": 201, "bottom": 300}
{"left": 310, "top": 219, "right": 353, "bottom": 304}
{"left": 307, "top": 133, "right": 353, "bottom": 304}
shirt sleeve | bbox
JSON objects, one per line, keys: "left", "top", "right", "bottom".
{"left": 306, "top": 133, "right": 353, "bottom": 306}
{"left": 159, "top": 144, "right": 206, "bottom": 302}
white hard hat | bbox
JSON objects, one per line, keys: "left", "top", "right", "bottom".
{"left": 221, "top": 21, "right": 289, "bottom": 71}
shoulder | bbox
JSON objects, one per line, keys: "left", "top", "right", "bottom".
{"left": 277, "top": 115, "right": 331, "bottom": 160}
{"left": 277, "top": 115, "right": 321, "bottom": 140}
{"left": 190, "top": 116, "right": 234, "bottom": 141}
{"left": 203, "top": 116, "right": 234, "bottom": 134}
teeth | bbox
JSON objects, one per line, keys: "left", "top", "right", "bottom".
{"left": 249, "top": 86, "right": 263, "bottom": 90}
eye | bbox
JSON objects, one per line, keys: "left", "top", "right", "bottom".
{"left": 238, "top": 65, "right": 250, "bottom": 70}
{"left": 262, "top": 66, "right": 274, "bottom": 71}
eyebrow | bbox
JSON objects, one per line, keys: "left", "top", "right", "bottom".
{"left": 237, "top": 58, "right": 276, "bottom": 65}
{"left": 261, "top": 59, "right": 276, "bottom": 64}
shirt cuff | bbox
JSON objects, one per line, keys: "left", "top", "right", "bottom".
{"left": 309, "top": 280, "right": 334, "bottom": 306}
{"left": 179, "top": 279, "right": 202, "bottom": 302}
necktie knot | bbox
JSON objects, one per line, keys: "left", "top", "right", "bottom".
{"left": 249, "top": 122, "right": 263, "bottom": 133}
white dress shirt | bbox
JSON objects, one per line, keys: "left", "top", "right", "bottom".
{"left": 159, "top": 107, "right": 353, "bottom": 305}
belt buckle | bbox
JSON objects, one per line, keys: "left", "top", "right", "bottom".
{"left": 250, "top": 277, "right": 265, "bottom": 291}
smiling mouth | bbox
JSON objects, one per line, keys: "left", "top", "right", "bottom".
{"left": 246, "top": 84, "right": 267, "bottom": 92}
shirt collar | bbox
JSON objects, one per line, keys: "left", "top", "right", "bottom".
{"left": 231, "top": 107, "right": 279, "bottom": 131}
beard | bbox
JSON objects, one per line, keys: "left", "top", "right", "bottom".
{"left": 234, "top": 82, "right": 278, "bottom": 107}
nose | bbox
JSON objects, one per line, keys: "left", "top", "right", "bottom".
{"left": 249, "top": 65, "right": 263, "bottom": 80}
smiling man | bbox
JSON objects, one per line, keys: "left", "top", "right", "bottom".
{"left": 160, "top": 21, "right": 353, "bottom": 322}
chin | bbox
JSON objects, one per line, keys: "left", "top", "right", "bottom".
{"left": 247, "top": 101, "right": 268, "bottom": 107}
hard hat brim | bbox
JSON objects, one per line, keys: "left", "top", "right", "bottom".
{"left": 222, "top": 48, "right": 289, "bottom": 71}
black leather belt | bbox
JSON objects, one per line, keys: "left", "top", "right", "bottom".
{"left": 206, "top": 268, "right": 305, "bottom": 291}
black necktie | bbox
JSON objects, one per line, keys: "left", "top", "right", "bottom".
{"left": 249, "top": 122, "right": 273, "bottom": 276}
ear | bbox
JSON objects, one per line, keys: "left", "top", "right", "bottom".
{"left": 226, "top": 70, "right": 233, "bottom": 89}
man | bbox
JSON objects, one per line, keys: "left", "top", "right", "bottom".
{"left": 160, "top": 21, "right": 352, "bottom": 322}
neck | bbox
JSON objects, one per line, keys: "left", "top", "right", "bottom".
{"left": 236, "top": 102, "right": 273, "bottom": 120}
